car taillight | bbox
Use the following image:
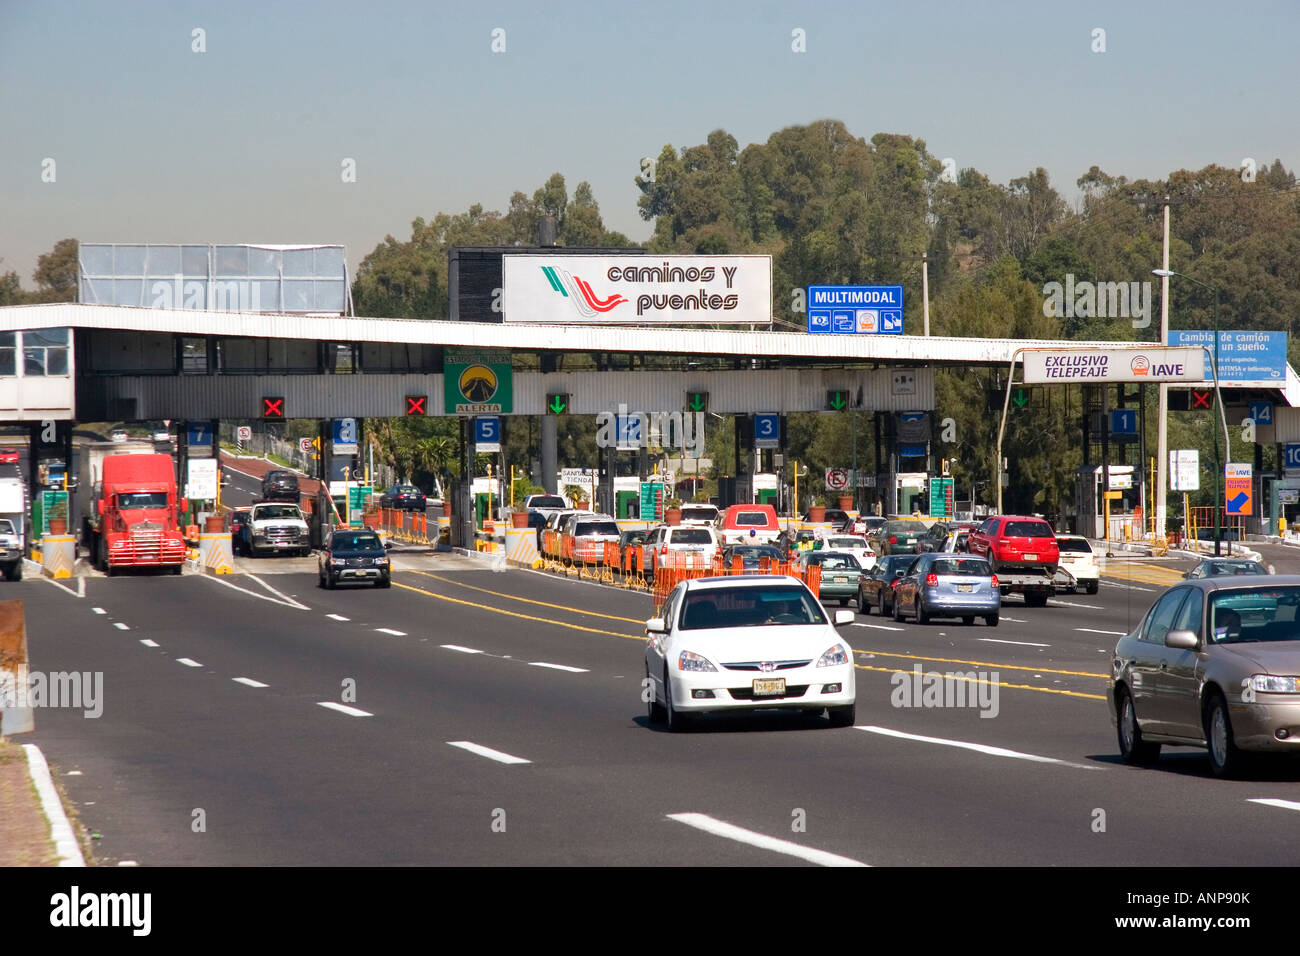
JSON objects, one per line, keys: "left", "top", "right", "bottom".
{"left": 889, "top": 536, "right": 897, "bottom": 544}
{"left": 925, "top": 573, "right": 938, "bottom": 587}
{"left": 660, "top": 545, "right": 668, "bottom": 556}
{"left": 990, "top": 574, "right": 999, "bottom": 588}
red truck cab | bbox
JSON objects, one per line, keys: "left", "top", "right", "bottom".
{"left": 93, "top": 454, "right": 188, "bottom": 574}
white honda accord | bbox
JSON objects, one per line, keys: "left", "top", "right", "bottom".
{"left": 644, "top": 575, "right": 857, "bottom": 731}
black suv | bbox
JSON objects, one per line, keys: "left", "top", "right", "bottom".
{"left": 318, "top": 529, "right": 390, "bottom": 589}
{"left": 261, "top": 469, "right": 300, "bottom": 502}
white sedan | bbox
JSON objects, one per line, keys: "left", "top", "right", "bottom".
{"left": 821, "top": 534, "right": 876, "bottom": 570}
{"left": 644, "top": 575, "right": 857, "bottom": 731}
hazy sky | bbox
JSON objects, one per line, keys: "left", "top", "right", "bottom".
{"left": 2, "top": 0, "right": 1296, "bottom": 283}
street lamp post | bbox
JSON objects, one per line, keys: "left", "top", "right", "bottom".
{"left": 1153, "top": 269, "right": 1225, "bottom": 556}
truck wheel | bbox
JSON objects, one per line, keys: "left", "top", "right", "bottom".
{"left": 1085, "top": 581, "right": 1099, "bottom": 595}
{"left": 1025, "top": 591, "right": 1048, "bottom": 608}
{"left": 169, "top": 564, "right": 182, "bottom": 576}
{"left": 5, "top": 561, "right": 20, "bottom": 581}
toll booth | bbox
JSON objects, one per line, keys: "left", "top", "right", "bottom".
{"left": 614, "top": 477, "right": 639, "bottom": 519}
{"left": 752, "top": 473, "right": 778, "bottom": 506}
{"left": 894, "top": 473, "right": 928, "bottom": 516}
{"left": 1074, "top": 464, "right": 1138, "bottom": 539}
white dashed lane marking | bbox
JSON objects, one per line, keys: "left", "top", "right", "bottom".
{"left": 667, "top": 813, "right": 868, "bottom": 867}
{"left": 139, "top": 639, "right": 158, "bottom": 647}
{"left": 856, "top": 726, "right": 1101, "bottom": 771}
{"left": 446, "top": 741, "right": 531, "bottom": 765}
{"left": 176, "top": 658, "right": 202, "bottom": 668}
{"left": 317, "top": 702, "right": 373, "bottom": 717}
{"left": 232, "top": 677, "right": 269, "bottom": 688}
{"left": 113, "top": 622, "right": 130, "bottom": 631}
{"left": 441, "top": 644, "right": 484, "bottom": 654}
{"left": 375, "top": 628, "right": 406, "bottom": 636}
{"left": 529, "top": 662, "right": 589, "bottom": 673}
{"left": 326, "top": 613, "right": 350, "bottom": 621}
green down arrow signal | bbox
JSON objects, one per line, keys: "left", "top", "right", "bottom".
{"left": 689, "top": 394, "right": 706, "bottom": 411}
{"left": 829, "top": 393, "right": 846, "bottom": 410}
{"left": 549, "top": 395, "right": 567, "bottom": 414}
{"left": 1013, "top": 389, "right": 1028, "bottom": 408}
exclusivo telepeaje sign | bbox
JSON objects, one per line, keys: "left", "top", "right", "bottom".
{"left": 502, "top": 255, "right": 772, "bottom": 324}
{"left": 1022, "top": 347, "right": 1205, "bottom": 384}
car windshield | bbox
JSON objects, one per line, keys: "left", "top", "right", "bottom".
{"left": 1205, "top": 561, "right": 1265, "bottom": 576}
{"left": 929, "top": 557, "right": 992, "bottom": 576}
{"left": 827, "top": 537, "right": 867, "bottom": 549}
{"left": 1004, "top": 521, "right": 1053, "bottom": 538}
{"left": 811, "top": 553, "right": 861, "bottom": 571}
{"left": 0, "top": 519, "right": 13, "bottom": 534}
{"left": 576, "top": 521, "right": 619, "bottom": 536}
{"left": 1209, "top": 588, "right": 1300, "bottom": 643}
{"left": 681, "top": 507, "right": 716, "bottom": 520}
{"left": 729, "top": 546, "right": 780, "bottom": 562}
{"left": 679, "top": 585, "right": 827, "bottom": 629}
{"left": 332, "top": 533, "right": 383, "bottom": 552}
{"left": 118, "top": 492, "right": 168, "bottom": 509}
{"left": 732, "top": 511, "right": 772, "bottom": 526}
{"left": 1056, "top": 538, "right": 1092, "bottom": 553}
{"left": 670, "top": 528, "right": 713, "bottom": 544}
{"left": 256, "top": 506, "right": 302, "bottom": 519}
{"left": 530, "top": 496, "right": 566, "bottom": 509}
{"left": 885, "top": 521, "right": 928, "bottom": 534}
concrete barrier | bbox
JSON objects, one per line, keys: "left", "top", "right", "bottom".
{"left": 199, "top": 532, "right": 234, "bottom": 575}
{"left": 505, "top": 526, "right": 541, "bottom": 568}
{"left": 40, "top": 535, "right": 75, "bottom": 580}
{"left": 0, "top": 600, "right": 33, "bottom": 734}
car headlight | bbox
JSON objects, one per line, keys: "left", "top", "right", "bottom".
{"left": 817, "top": 644, "right": 850, "bottom": 668}
{"left": 1249, "top": 674, "right": 1300, "bottom": 694}
{"left": 329, "top": 557, "right": 345, "bottom": 566}
{"left": 677, "top": 650, "right": 716, "bottom": 672}
{"left": 373, "top": 557, "right": 389, "bottom": 566}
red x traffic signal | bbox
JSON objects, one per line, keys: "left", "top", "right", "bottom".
{"left": 406, "top": 395, "right": 427, "bottom": 416}
{"left": 262, "top": 396, "right": 285, "bottom": 419}
{"left": 1191, "top": 390, "right": 1213, "bottom": 409}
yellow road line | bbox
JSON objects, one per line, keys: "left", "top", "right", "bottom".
{"left": 854, "top": 648, "right": 1108, "bottom": 680}
{"left": 401, "top": 569, "right": 646, "bottom": 624}
{"left": 391, "top": 580, "right": 642, "bottom": 640}
{"left": 854, "top": 663, "right": 1107, "bottom": 701}
{"left": 1101, "top": 562, "right": 1184, "bottom": 586}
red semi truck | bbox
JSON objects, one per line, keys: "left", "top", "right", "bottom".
{"left": 83, "top": 449, "right": 188, "bottom": 574}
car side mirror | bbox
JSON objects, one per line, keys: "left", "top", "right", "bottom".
{"left": 1165, "top": 629, "right": 1199, "bottom": 650}
{"left": 645, "top": 617, "right": 666, "bottom": 634}
{"left": 833, "top": 609, "right": 854, "bottom": 626}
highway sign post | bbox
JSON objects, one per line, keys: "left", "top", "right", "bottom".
{"left": 236, "top": 426, "right": 252, "bottom": 441}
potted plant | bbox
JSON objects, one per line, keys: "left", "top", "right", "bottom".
{"left": 808, "top": 495, "right": 827, "bottom": 524}
{"left": 563, "top": 484, "right": 588, "bottom": 511}
{"left": 664, "top": 496, "right": 683, "bottom": 526}
{"left": 361, "top": 497, "right": 381, "bottom": 530}
{"left": 47, "top": 496, "right": 68, "bottom": 535}
{"left": 837, "top": 494, "right": 854, "bottom": 512}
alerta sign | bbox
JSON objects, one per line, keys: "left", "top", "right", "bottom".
{"left": 1022, "top": 348, "right": 1204, "bottom": 384}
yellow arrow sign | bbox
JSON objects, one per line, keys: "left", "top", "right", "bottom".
{"left": 312, "top": 436, "right": 321, "bottom": 450}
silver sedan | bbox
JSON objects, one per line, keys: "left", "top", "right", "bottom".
{"left": 1109, "top": 576, "right": 1300, "bottom": 777}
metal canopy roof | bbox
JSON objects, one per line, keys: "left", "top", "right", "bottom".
{"left": 4, "top": 302, "right": 1296, "bottom": 404}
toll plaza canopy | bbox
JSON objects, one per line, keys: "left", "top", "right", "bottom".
{"left": 0, "top": 302, "right": 1297, "bottom": 424}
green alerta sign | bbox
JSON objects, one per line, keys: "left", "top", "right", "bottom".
{"left": 929, "top": 477, "right": 953, "bottom": 519}
{"left": 444, "top": 348, "right": 514, "bottom": 415}
{"left": 346, "top": 486, "right": 373, "bottom": 524}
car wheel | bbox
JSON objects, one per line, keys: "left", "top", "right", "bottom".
{"left": 915, "top": 602, "right": 929, "bottom": 625}
{"left": 828, "top": 703, "right": 855, "bottom": 728}
{"left": 859, "top": 590, "right": 871, "bottom": 615}
{"left": 1025, "top": 590, "right": 1048, "bottom": 608}
{"left": 1117, "top": 686, "right": 1161, "bottom": 766}
{"left": 646, "top": 665, "right": 667, "bottom": 724}
{"left": 377, "top": 575, "right": 391, "bottom": 589}
{"left": 325, "top": 572, "right": 336, "bottom": 590}
{"left": 1205, "top": 691, "right": 1245, "bottom": 779}
{"left": 984, "top": 613, "right": 998, "bottom": 627}
{"left": 1085, "top": 581, "right": 1099, "bottom": 595}
{"left": 318, "top": 568, "right": 327, "bottom": 588}
{"left": 961, "top": 616, "right": 974, "bottom": 626}
{"left": 878, "top": 592, "right": 886, "bottom": 616}
{"left": 664, "top": 668, "right": 692, "bottom": 733}
{"left": 838, "top": 597, "right": 849, "bottom": 606}
{"left": 893, "top": 595, "right": 904, "bottom": 622}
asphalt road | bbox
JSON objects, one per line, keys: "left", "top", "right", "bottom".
{"left": 15, "top": 544, "right": 1300, "bottom": 868}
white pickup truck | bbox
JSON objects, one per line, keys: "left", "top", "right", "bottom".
{"left": 246, "top": 502, "right": 310, "bottom": 558}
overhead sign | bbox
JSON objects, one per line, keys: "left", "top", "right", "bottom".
{"left": 186, "top": 459, "right": 218, "bottom": 500}
{"left": 1248, "top": 401, "right": 1273, "bottom": 426}
{"left": 639, "top": 481, "right": 665, "bottom": 521}
{"left": 332, "top": 418, "right": 358, "bottom": 455}
{"left": 929, "top": 477, "right": 954, "bottom": 518}
{"left": 186, "top": 422, "right": 213, "bottom": 446}
{"left": 825, "top": 468, "right": 849, "bottom": 491}
{"left": 1170, "top": 450, "right": 1200, "bottom": 491}
{"left": 1110, "top": 409, "right": 1137, "bottom": 435}
{"left": 405, "top": 395, "right": 427, "bottom": 416}
{"left": 1022, "top": 348, "right": 1204, "bottom": 385}
{"left": 1109, "top": 473, "right": 1133, "bottom": 490}
{"left": 806, "top": 285, "right": 903, "bottom": 334}
{"left": 474, "top": 416, "right": 501, "bottom": 453}
{"left": 262, "top": 397, "right": 285, "bottom": 419}
{"left": 754, "top": 413, "right": 780, "bottom": 449}
{"left": 1286, "top": 444, "right": 1300, "bottom": 472}
{"left": 1225, "top": 463, "right": 1253, "bottom": 516}
{"left": 503, "top": 255, "right": 772, "bottom": 325}
{"left": 444, "top": 349, "right": 513, "bottom": 415}
{"left": 1168, "top": 330, "right": 1287, "bottom": 386}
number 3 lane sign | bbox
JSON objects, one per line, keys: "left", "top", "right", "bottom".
{"left": 754, "top": 413, "right": 780, "bottom": 449}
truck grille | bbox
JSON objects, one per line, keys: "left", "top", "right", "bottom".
{"left": 346, "top": 557, "right": 374, "bottom": 567}
{"left": 265, "top": 525, "right": 302, "bottom": 544}
{"left": 121, "top": 528, "right": 186, "bottom": 564}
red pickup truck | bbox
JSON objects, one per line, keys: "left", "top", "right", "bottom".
{"left": 967, "top": 515, "right": 1059, "bottom": 607}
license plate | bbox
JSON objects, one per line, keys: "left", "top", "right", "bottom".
{"left": 957, "top": 584, "right": 973, "bottom": 593}
{"left": 1024, "top": 553, "right": 1038, "bottom": 561}
{"left": 753, "top": 678, "right": 785, "bottom": 696}
{"left": 833, "top": 576, "right": 847, "bottom": 583}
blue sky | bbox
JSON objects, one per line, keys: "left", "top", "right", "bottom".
{"left": 2, "top": 0, "right": 1296, "bottom": 281}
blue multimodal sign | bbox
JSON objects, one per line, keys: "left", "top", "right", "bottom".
{"left": 1167, "top": 330, "right": 1287, "bottom": 385}
{"left": 808, "top": 285, "right": 903, "bottom": 334}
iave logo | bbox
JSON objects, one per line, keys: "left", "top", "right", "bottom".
{"left": 541, "top": 265, "right": 627, "bottom": 318}
{"left": 1130, "top": 355, "right": 1150, "bottom": 376}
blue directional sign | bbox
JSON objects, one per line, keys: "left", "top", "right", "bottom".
{"left": 1286, "top": 444, "right": 1300, "bottom": 471}
{"left": 900, "top": 445, "right": 926, "bottom": 458}
{"left": 474, "top": 416, "right": 501, "bottom": 452}
{"left": 1110, "top": 409, "right": 1137, "bottom": 435}
{"left": 185, "top": 421, "right": 213, "bottom": 447}
{"left": 754, "top": 413, "right": 780, "bottom": 449}
{"left": 1168, "top": 330, "right": 1287, "bottom": 385}
{"left": 332, "top": 417, "right": 358, "bottom": 454}
{"left": 1249, "top": 401, "right": 1273, "bottom": 426}
{"left": 807, "top": 285, "right": 904, "bottom": 334}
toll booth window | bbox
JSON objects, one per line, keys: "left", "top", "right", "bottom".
{"left": 181, "top": 337, "right": 208, "bottom": 373}
{"left": 0, "top": 332, "right": 14, "bottom": 376}
{"left": 22, "top": 328, "right": 69, "bottom": 376}
{"left": 326, "top": 343, "right": 358, "bottom": 374}
{"left": 118, "top": 492, "right": 168, "bottom": 509}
